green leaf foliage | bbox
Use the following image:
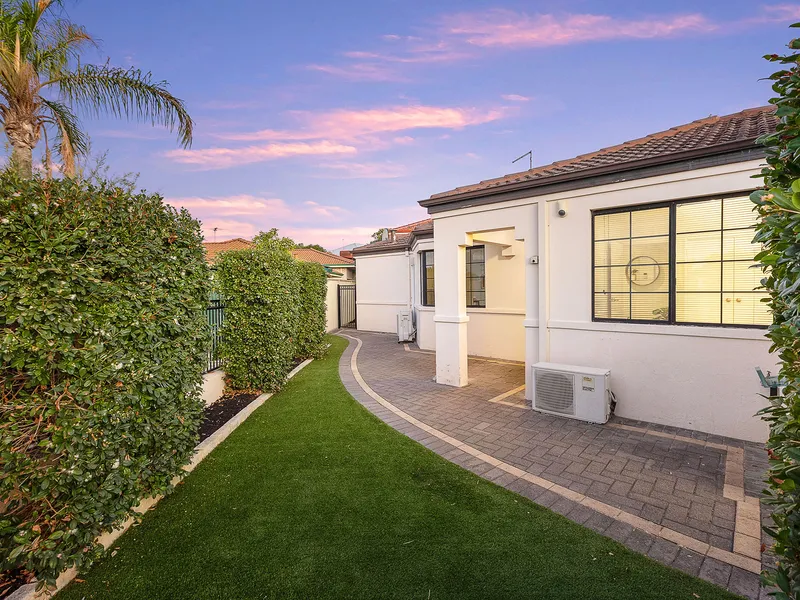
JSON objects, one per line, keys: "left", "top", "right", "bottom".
{"left": 0, "top": 173, "right": 210, "bottom": 587}
{"left": 216, "top": 234, "right": 327, "bottom": 392}
{"left": 753, "top": 23, "right": 800, "bottom": 599}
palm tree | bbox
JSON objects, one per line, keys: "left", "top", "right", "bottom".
{"left": 0, "top": 0, "right": 193, "bottom": 178}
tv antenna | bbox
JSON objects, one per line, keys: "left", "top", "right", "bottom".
{"left": 212, "top": 227, "right": 225, "bottom": 242}
{"left": 512, "top": 150, "right": 533, "bottom": 170}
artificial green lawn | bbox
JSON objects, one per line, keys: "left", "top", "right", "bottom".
{"left": 58, "top": 335, "right": 740, "bottom": 600}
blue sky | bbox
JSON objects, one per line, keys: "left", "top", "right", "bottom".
{"left": 63, "top": 0, "right": 798, "bottom": 249}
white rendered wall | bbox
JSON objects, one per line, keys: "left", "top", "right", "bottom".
{"left": 540, "top": 159, "right": 775, "bottom": 442}
{"left": 432, "top": 205, "right": 537, "bottom": 380}
{"left": 324, "top": 279, "right": 339, "bottom": 333}
{"left": 432, "top": 160, "right": 773, "bottom": 441}
{"left": 355, "top": 252, "right": 410, "bottom": 333}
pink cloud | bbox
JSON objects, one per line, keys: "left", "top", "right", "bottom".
{"left": 164, "top": 140, "right": 357, "bottom": 170}
{"left": 220, "top": 105, "right": 508, "bottom": 143}
{"left": 167, "top": 195, "right": 291, "bottom": 218}
{"left": 441, "top": 10, "right": 716, "bottom": 48}
{"left": 303, "top": 200, "right": 349, "bottom": 218}
{"left": 305, "top": 62, "right": 404, "bottom": 82}
{"left": 317, "top": 161, "right": 408, "bottom": 179}
{"left": 502, "top": 94, "right": 531, "bottom": 102}
{"left": 166, "top": 195, "right": 355, "bottom": 246}
{"left": 306, "top": 6, "right": 798, "bottom": 83}
{"left": 393, "top": 136, "right": 415, "bottom": 145}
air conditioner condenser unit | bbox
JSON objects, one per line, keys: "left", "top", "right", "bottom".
{"left": 397, "top": 309, "right": 415, "bottom": 343}
{"left": 531, "top": 362, "right": 611, "bottom": 424}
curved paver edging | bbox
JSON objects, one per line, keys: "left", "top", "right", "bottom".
{"left": 337, "top": 333, "right": 765, "bottom": 598}
{"left": 12, "top": 359, "right": 314, "bottom": 600}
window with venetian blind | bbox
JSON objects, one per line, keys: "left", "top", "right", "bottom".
{"left": 466, "top": 245, "right": 486, "bottom": 308}
{"left": 420, "top": 250, "right": 434, "bottom": 306}
{"left": 592, "top": 195, "right": 769, "bottom": 327}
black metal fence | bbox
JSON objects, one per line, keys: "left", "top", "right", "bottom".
{"left": 205, "top": 299, "right": 225, "bottom": 373}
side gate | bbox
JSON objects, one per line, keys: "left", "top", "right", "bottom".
{"left": 338, "top": 284, "right": 357, "bottom": 329}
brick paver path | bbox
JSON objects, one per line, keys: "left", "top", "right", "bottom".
{"left": 337, "top": 331, "right": 772, "bottom": 599}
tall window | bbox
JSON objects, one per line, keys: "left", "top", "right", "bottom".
{"left": 466, "top": 245, "right": 486, "bottom": 308}
{"left": 593, "top": 195, "right": 769, "bottom": 327}
{"left": 421, "top": 250, "right": 435, "bottom": 306}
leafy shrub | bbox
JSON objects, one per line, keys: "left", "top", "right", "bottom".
{"left": 216, "top": 237, "right": 327, "bottom": 391}
{"left": 753, "top": 28, "right": 800, "bottom": 598}
{"left": 0, "top": 175, "right": 210, "bottom": 587}
{"left": 295, "top": 261, "right": 327, "bottom": 359}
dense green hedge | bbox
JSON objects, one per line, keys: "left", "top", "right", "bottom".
{"left": 216, "top": 237, "right": 327, "bottom": 392}
{"left": 753, "top": 27, "right": 800, "bottom": 598}
{"left": 295, "top": 261, "right": 327, "bottom": 359}
{"left": 0, "top": 175, "right": 210, "bottom": 587}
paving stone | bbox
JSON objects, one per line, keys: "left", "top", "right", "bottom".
{"left": 623, "top": 529, "right": 654, "bottom": 554}
{"left": 566, "top": 504, "right": 595, "bottom": 525}
{"left": 338, "top": 332, "right": 770, "bottom": 595}
{"left": 699, "top": 556, "right": 733, "bottom": 588}
{"left": 646, "top": 538, "right": 681, "bottom": 564}
{"left": 584, "top": 512, "right": 615, "bottom": 535}
{"left": 727, "top": 566, "right": 760, "bottom": 599}
{"left": 671, "top": 548, "right": 705, "bottom": 577}
{"left": 604, "top": 520, "right": 635, "bottom": 544}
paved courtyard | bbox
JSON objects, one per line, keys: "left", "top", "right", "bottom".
{"left": 337, "top": 331, "right": 772, "bottom": 599}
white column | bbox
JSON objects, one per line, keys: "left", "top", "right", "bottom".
{"left": 524, "top": 205, "right": 540, "bottom": 399}
{"left": 434, "top": 235, "right": 468, "bottom": 387}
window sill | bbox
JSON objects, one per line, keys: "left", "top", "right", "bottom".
{"left": 549, "top": 319, "right": 768, "bottom": 341}
{"left": 467, "top": 308, "right": 524, "bottom": 316}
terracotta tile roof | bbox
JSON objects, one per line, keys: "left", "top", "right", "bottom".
{"left": 353, "top": 219, "right": 434, "bottom": 256}
{"left": 395, "top": 218, "right": 432, "bottom": 233}
{"left": 290, "top": 247, "right": 355, "bottom": 266}
{"left": 203, "top": 237, "right": 253, "bottom": 262}
{"left": 428, "top": 106, "right": 777, "bottom": 201}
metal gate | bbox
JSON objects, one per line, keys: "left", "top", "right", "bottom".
{"left": 338, "top": 284, "right": 357, "bottom": 329}
{"left": 205, "top": 299, "right": 225, "bottom": 373}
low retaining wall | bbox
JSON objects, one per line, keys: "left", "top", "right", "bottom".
{"left": 201, "top": 369, "right": 225, "bottom": 406}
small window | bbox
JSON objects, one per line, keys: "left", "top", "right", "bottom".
{"left": 592, "top": 196, "right": 769, "bottom": 327}
{"left": 466, "top": 245, "right": 486, "bottom": 308}
{"left": 421, "top": 250, "right": 434, "bottom": 307}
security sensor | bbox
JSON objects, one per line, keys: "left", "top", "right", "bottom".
{"left": 556, "top": 200, "right": 568, "bottom": 217}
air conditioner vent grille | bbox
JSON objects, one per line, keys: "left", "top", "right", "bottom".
{"left": 535, "top": 370, "right": 575, "bottom": 415}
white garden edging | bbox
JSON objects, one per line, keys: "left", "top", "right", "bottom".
{"left": 12, "top": 358, "right": 313, "bottom": 600}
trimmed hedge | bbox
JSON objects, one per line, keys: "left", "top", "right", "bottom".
{"left": 216, "top": 239, "right": 327, "bottom": 392}
{"left": 0, "top": 175, "right": 210, "bottom": 587}
{"left": 753, "top": 29, "right": 800, "bottom": 597}
{"left": 295, "top": 261, "right": 327, "bottom": 359}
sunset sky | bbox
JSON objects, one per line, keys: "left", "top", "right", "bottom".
{"left": 66, "top": 1, "right": 798, "bottom": 249}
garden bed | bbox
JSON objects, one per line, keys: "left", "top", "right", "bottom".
{"left": 199, "top": 391, "right": 260, "bottom": 442}
{"left": 0, "top": 569, "right": 32, "bottom": 599}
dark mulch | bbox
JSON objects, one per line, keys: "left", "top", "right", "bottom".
{"left": 198, "top": 391, "right": 260, "bottom": 442}
{"left": 0, "top": 569, "right": 32, "bottom": 599}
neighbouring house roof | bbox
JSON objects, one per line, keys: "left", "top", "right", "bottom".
{"left": 421, "top": 105, "right": 777, "bottom": 210}
{"left": 203, "top": 237, "right": 254, "bottom": 262}
{"left": 353, "top": 219, "right": 434, "bottom": 256}
{"left": 290, "top": 247, "right": 355, "bottom": 266}
{"left": 395, "top": 218, "right": 432, "bottom": 233}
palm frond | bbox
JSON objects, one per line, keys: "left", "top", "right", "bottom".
{"left": 32, "top": 20, "right": 95, "bottom": 79}
{"left": 41, "top": 96, "right": 88, "bottom": 175}
{"left": 54, "top": 65, "right": 193, "bottom": 148}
